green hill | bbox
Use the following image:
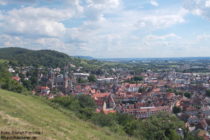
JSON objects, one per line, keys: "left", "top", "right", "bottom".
{"left": 0, "top": 47, "right": 106, "bottom": 71}
{"left": 0, "top": 47, "right": 70, "bottom": 67}
{"left": 0, "top": 89, "right": 133, "bottom": 140}
{"left": 0, "top": 47, "right": 125, "bottom": 72}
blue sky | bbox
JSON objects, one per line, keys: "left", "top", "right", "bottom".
{"left": 0, "top": 0, "right": 210, "bottom": 58}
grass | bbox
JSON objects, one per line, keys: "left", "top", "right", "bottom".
{"left": 0, "top": 59, "right": 8, "bottom": 64}
{"left": 0, "top": 89, "right": 134, "bottom": 140}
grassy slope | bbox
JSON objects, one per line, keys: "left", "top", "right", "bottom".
{"left": 0, "top": 89, "right": 133, "bottom": 140}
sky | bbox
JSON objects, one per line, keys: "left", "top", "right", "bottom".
{"left": 0, "top": 0, "right": 210, "bottom": 58}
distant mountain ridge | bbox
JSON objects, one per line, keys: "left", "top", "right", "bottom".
{"left": 1, "top": 47, "right": 209, "bottom": 65}
{"left": 97, "top": 57, "right": 210, "bottom": 62}
{"left": 75, "top": 56, "right": 95, "bottom": 60}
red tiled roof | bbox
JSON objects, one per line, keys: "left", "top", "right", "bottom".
{"left": 40, "top": 86, "right": 50, "bottom": 90}
{"left": 152, "top": 88, "right": 161, "bottom": 92}
{"left": 12, "top": 76, "right": 20, "bottom": 81}
{"left": 103, "top": 109, "right": 116, "bottom": 115}
{"left": 167, "top": 93, "right": 175, "bottom": 99}
{"left": 123, "top": 106, "right": 170, "bottom": 113}
{"left": 92, "top": 93, "right": 110, "bottom": 99}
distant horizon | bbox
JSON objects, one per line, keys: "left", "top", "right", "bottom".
{"left": 76, "top": 55, "right": 210, "bottom": 59}
{"left": 3, "top": 46, "right": 210, "bottom": 60}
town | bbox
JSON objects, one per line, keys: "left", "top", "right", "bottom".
{"left": 7, "top": 58, "right": 210, "bottom": 139}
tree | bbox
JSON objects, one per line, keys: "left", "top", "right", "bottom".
{"left": 184, "top": 92, "right": 191, "bottom": 98}
{"left": 52, "top": 95, "right": 96, "bottom": 119}
{"left": 88, "top": 75, "right": 97, "bottom": 82}
{"left": 76, "top": 95, "right": 96, "bottom": 109}
{"left": 77, "top": 77, "right": 87, "bottom": 83}
{"left": 132, "top": 76, "right": 143, "bottom": 82}
{"left": 206, "top": 90, "right": 210, "bottom": 97}
{"left": 125, "top": 76, "right": 144, "bottom": 84}
{"left": 138, "top": 87, "right": 145, "bottom": 93}
{"left": 91, "top": 113, "right": 116, "bottom": 127}
{"left": 22, "top": 80, "right": 32, "bottom": 90}
{"left": 173, "top": 106, "right": 181, "bottom": 114}
{"left": 134, "top": 112, "right": 184, "bottom": 140}
{"left": 0, "top": 63, "right": 26, "bottom": 93}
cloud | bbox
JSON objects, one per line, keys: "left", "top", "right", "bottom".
{"left": 65, "top": 0, "right": 84, "bottom": 14}
{"left": 150, "top": 0, "right": 159, "bottom": 7}
{"left": 0, "top": 0, "right": 38, "bottom": 5}
{"left": 0, "top": 0, "right": 6, "bottom": 5}
{"left": 83, "top": 0, "right": 121, "bottom": 21}
{"left": 0, "top": 5, "right": 187, "bottom": 57}
{"left": 142, "top": 33, "right": 181, "bottom": 48}
{"left": 87, "top": 0, "right": 121, "bottom": 9}
{"left": 0, "top": 0, "right": 123, "bottom": 56}
{"left": 0, "top": 0, "right": 195, "bottom": 58}
{"left": 7, "top": 7, "right": 72, "bottom": 20}
{"left": 136, "top": 12, "right": 186, "bottom": 29}
{"left": 0, "top": 34, "right": 81, "bottom": 55}
{"left": 196, "top": 34, "right": 210, "bottom": 41}
{"left": 0, "top": 7, "right": 72, "bottom": 37}
{"left": 184, "top": 0, "right": 210, "bottom": 19}
{"left": 118, "top": 8, "right": 187, "bottom": 31}
{"left": 205, "top": 0, "right": 210, "bottom": 7}
{"left": 145, "top": 33, "right": 181, "bottom": 40}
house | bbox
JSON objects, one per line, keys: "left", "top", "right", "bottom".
{"left": 126, "top": 84, "right": 141, "bottom": 92}
{"left": 50, "top": 74, "right": 72, "bottom": 93}
{"left": 97, "top": 77, "right": 115, "bottom": 84}
{"left": 121, "top": 106, "right": 171, "bottom": 119}
{"left": 73, "top": 73, "right": 90, "bottom": 80}
{"left": 92, "top": 92, "right": 110, "bottom": 108}
{"left": 8, "top": 67, "right": 15, "bottom": 73}
{"left": 36, "top": 86, "right": 50, "bottom": 95}
{"left": 102, "top": 102, "right": 116, "bottom": 115}
{"left": 187, "top": 115, "right": 199, "bottom": 125}
{"left": 12, "top": 76, "right": 20, "bottom": 82}
{"left": 197, "top": 119, "right": 208, "bottom": 130}
{"left": 197, "top": 130, "right": 210, "bottom": 140}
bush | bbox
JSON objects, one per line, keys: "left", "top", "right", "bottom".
{"left": 0, "top": 63, "right": 26, "bottom": 93}
{"left": 184, "top": 92, "right": 191, "bottom": 98}
{"left": 51, "top": 95, "right": 96, "bottom": 119}
{"left": 173, "top": 106, "right": 181, "bottom": 114}
{"left": 91, "top": 113, "right": 116, "bottom": 127}
{"left": 88, "top": 75, "right": 97, "bottom": 82}
{"left": 206, "top": 90, "right": 210, "bottom": 97}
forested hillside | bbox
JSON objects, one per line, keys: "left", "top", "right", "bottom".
{"left": 0, "top": 47, "right": 71, "bottom": 67}
{"left": 0, "top": 47, "right": 126, "bottom": 73}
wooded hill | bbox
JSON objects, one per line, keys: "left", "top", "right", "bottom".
{"left": 0, "top": 47, "right": 73, "bottom": 67}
